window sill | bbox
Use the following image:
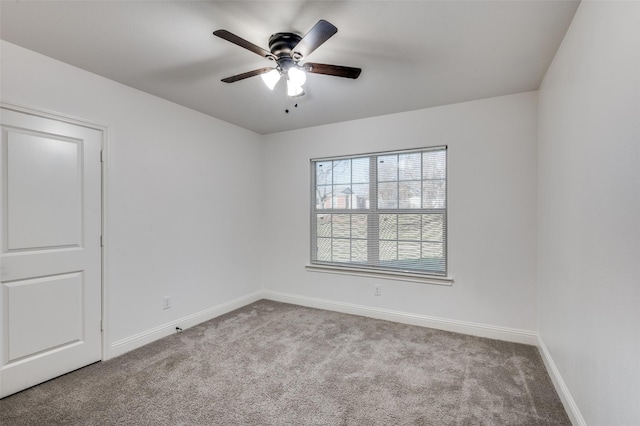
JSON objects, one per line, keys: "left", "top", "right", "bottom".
{"left": 305, "top": 264, "right": 454, "bottom": 286}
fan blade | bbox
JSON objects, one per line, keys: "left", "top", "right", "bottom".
{"left": 213, "top": 30, "right": 274, "bottom": 59}
{"left": 221, "top": 67, "right": 275, "bottom": 83}
{"left": 303, "top": 63, "right": 362, "bottom": 79}
{"left": 292, "top": 20, "right": 338, "bottom": 59}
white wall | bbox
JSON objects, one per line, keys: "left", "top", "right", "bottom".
{"left": 1, "top": 41, "right": 264, "bottom": 351}
{"left": 537, "top": 2, "right": 640, "bottom": 425}
{"left": 262, "top": 92, "right": 539, "bottom": 333}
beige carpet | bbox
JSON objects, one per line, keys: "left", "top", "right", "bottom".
{"left": 0, "top": 300, "right": 569, "bottom": 425}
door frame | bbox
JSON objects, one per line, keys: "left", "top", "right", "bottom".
{"left": 0, "top": 102, "right": 110, "bottom": 367}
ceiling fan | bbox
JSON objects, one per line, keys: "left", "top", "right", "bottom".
{"left": 213, "top": 20, "right": 361, "bottom": 97}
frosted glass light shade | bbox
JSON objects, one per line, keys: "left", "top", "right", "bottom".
{"left": 287, "top": 67, "right": 307, "bottom": 87}
{"left": 261, "top": 69, "right": 281, "bottom": 90}
{"left": 287, "top": 80, "right": 304, "bottom": 97}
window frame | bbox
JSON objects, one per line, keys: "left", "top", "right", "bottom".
{"left": 309, "top": 146, "right": 451, "bottom": 284}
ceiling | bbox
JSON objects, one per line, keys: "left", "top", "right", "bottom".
{"left": 0, "top": 1, "right": 579, "bottom": 135}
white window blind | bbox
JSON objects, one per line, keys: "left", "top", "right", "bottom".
{"left": 311, "top": 146, "right": 447, "bottom": 276}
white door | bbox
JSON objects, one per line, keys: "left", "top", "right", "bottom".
{"left": 0, "top": 106, "right": 103, "bottom": 398}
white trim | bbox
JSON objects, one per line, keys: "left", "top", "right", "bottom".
{"left": 311, "top": 145, "right": 448, "bottom": 162}
{"left": 538, "top": 336, "right": 587, "bottom": 426}
{"left": 305, "top": 264, "right": 454, "bottom": 286}
{"left": 100, "top": 125, "right": 110, "bottom": 362}
{"left": 108, "top": 291, "right": 263, "bottom": 359}
{"left": 0, "top": 102, "right": 109, "bottom": 132}
{"left": 262, "top": 290, "right": 537, "bottom": 345}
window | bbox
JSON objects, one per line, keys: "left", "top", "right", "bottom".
{"left": 311, "top": 146, "right": 447, "bottom": 277}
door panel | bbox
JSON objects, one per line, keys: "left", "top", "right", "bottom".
{"left": 6, "top": 273, "right": 83, "bottom": 361}
{"left": 7, "top": 131, "right": 82, "bottom": 250}
{"left": 0, "top": 107, "right": 102, "bottom": 398}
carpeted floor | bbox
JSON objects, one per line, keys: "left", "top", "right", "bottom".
{"left": 0, "top": 300, "right": 569, "bottom": 425}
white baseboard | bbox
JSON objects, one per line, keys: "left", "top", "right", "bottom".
{"left": 108, "top": 291, "right": 263, "bottom": 359}
{"left": 538, "top": 336, "right": 587, "bottom": 426}
{"left": 262, "top": 290, "right": 538, "bottom": 345}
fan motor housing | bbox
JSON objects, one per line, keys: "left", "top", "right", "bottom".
{"left": 268, "top": 32, "right": 302, "bottom": 58}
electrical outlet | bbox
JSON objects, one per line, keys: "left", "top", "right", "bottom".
{"left": 162, "top": 296, "right": 171, "bottom": 310}
{"left": 374, "top": 285, "right": 382, "bottom": 296}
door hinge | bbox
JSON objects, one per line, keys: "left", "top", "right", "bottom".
{"left": 100, "top": 320, "right": 103, "bottom": 332}
{"left": 100, "top": 150, "right": 104, "bottom": 162}
{"left": 100, "top": 235, "right": 104, "bottom": 247}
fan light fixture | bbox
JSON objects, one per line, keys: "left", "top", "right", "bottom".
{"left": 261, "top": 66, "right": 307, "bottom": 97}
{"left": 286, "top": 79, "right": 305, "bottom": 97}
{"left": 287, "top": 67, "right": 306, "bottom": 87}
{"left": 261, "top": 69, "right": 281, "bottom": 90}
